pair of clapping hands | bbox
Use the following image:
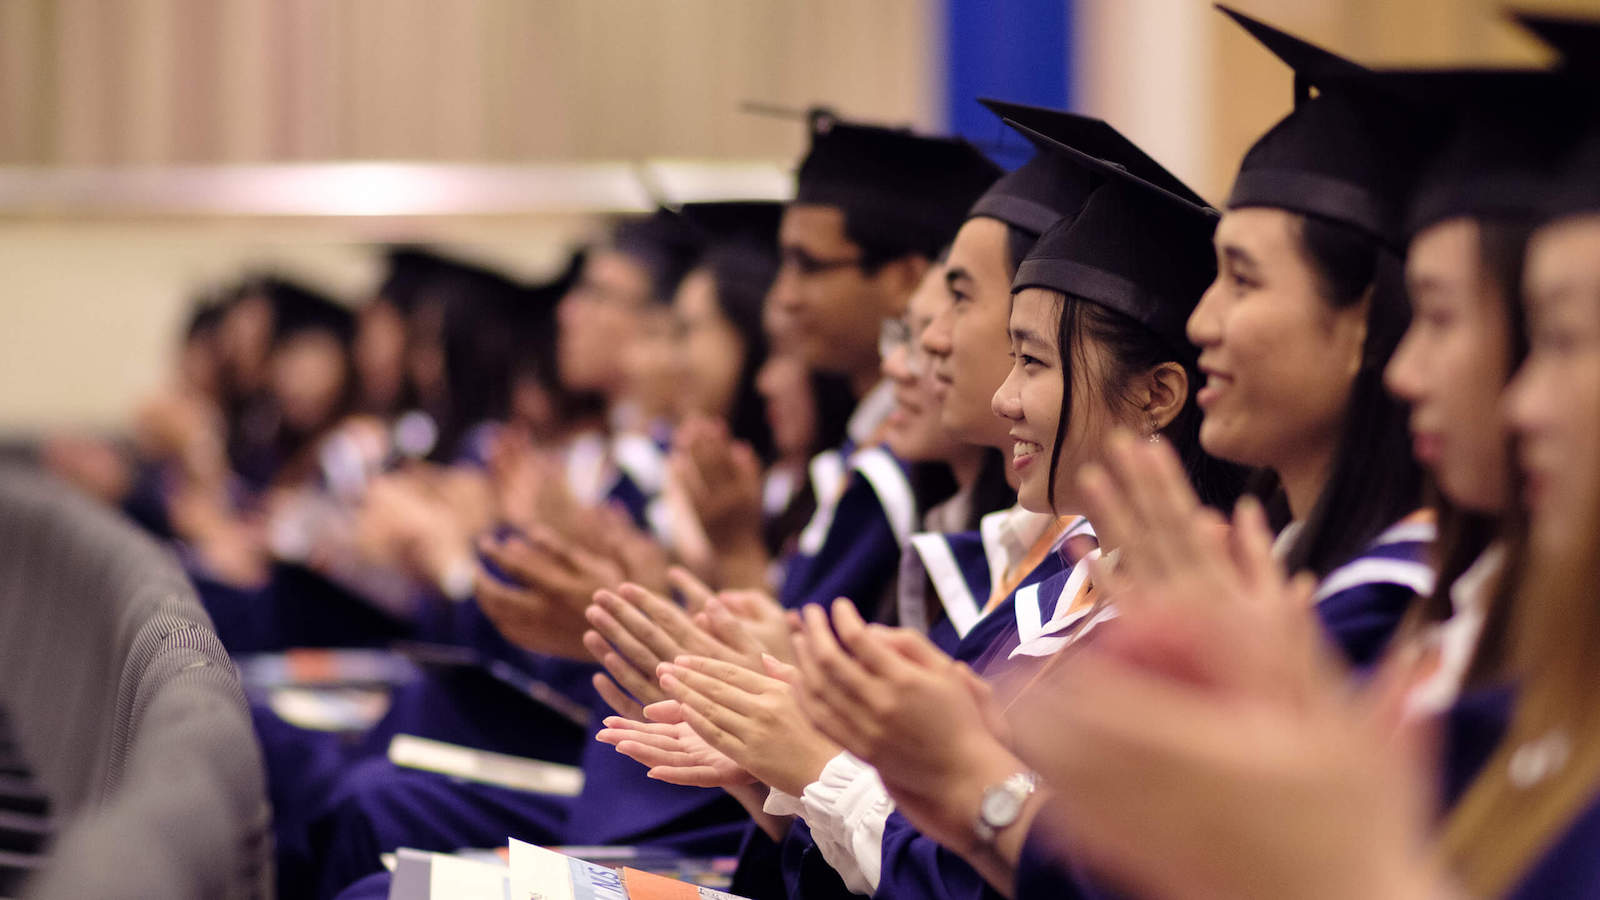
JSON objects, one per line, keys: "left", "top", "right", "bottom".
{"left": 588, "top": 562, "right": 1010, "bottom": 839}
{"left": 474, "top": 429, "right": 672, "bottom": 659}
{"left": 1005, "top": 432, "right": 1445, "bottom": 900}
{"left": 472, "top": 418, "right": 766, "bottom": 663}
{"left": 598, "top": 432, "right": 1442, "bottom": 900}
{"left": 663, "top": 415, "right": 772, "bottom": 590}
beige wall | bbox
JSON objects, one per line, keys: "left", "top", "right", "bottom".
{"left": 0, "top": 0, "right": 941, "bottom": 434}
{"left": 6, "top": 0, "right": 1600, "bottom": 434}
{"left": 0, "top": 0, "right": 940, "bottom": 165}
{"left": 1074, "top": 0, "right": 1600, "bottom": 206}
{"left": 0, "top": 216, "right": 602, "bottom": 435}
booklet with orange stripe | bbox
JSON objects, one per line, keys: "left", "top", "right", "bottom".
{"left": 620, "top": 866, "right": 748, "bottom": 900}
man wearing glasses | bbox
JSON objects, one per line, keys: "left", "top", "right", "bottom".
{"left": 768, "top": 112, "right": 999, "bottom": 616}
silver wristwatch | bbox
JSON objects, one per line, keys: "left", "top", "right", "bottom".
{"left": 974, "top": 771, "right": 1039, "bottom": 845}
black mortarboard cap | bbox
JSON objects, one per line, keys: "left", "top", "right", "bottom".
{"left": 967, "top": 101, "right": 1105, "bottom": 236}
{"left": 678, "top": 200, "right": 783, "bottom": 316}
{"left": 979, "top": 98, "right": 1209, "bottom": 216}
{"left": 264, "top": 278, "right": 356, "bottom": 347}
{"left": 611, "top": 208, "right": 706, "bottom": 304}
{"left": 1008, "top": 122, "right": 1219, "bottom": 356}
{"left": 379, "top": 246, "right": 451, "bottom": 314}
{"left": 679, "top": 200, "right": 784, "bottom": 251}
{"left": 1216, "top": 5, "right": 1366, "bottom": 103}
{"left": 1355, "top": 69, "right": 1588, "bottom": 235}
{"left": 795, "top": 112, "right": 1001, "bottom": 255}
{"left": 1506, "top": 10, "right": 1600, "bottom": 220}
{"left": 1512, "top": 10, "right": 1600, "bottom": 75}
{"left": 1541, "top": 123, "right": 1600, "bottom": 220}
{"left": 1219, "top": 6, "right": 1441, "bottom": 249}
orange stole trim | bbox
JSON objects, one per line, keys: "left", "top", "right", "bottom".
{"left": 982, "top": 515, "right": 1084, "bottom": 614}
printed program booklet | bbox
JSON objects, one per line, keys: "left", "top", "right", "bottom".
{"left": 385, "top": 839, "right": 749, "bottom": 900}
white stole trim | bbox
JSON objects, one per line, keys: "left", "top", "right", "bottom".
{"left": 905, "top": 533, "right": 981, "bottom": 637}
{"left": 852, "top": 446, "right": 917, "bottom": 548}
{"left": 797, "top": 449, "right": 848, "bottom": 557}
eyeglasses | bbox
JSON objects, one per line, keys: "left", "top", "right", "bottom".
{"left": 879, "top": 317, "right": 929, "bottom": 376}
{"left": 779, "top": 248, "right": 864, "bottom": 278}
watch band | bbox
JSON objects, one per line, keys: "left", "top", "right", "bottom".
{"left": 974, "top": 770, "right": 1039, "bottom": 846}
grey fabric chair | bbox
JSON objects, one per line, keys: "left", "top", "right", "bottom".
{"left": 0, "top": 465, "right": 272, "bottom": 899}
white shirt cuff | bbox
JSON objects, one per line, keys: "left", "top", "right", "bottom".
{"left": 796, "top": 752, "right": 893, "bottom": 895}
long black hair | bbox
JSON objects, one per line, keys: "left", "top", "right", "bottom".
{"left": 1044, "top": 296, "right": 1250, "bottom": 515}
{"left": 762, "top": 369, "right": 856, "bottom": 558}
{"left": 1421, "top": 217, "right": 1532, "bottom": 685}
{"left": 1274, "top": 213, "right": 1424, "bottom": 579}
{"left": 431, "top": 265, "right": 524, "bottom": 462}
{"left": 700, "top": 246, "right": 778, "bottom": 464}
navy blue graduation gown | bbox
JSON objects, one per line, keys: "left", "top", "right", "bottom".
{"left": 331, "top": 871, "right": 390, "bottom": 900}
{"left": 785, "top": 512, "right": 1431, "bottom": 900}
{"left": 778, "top": 446, "right": 916, "bottom": 617}
{"left": 308, "top": 689, "right": 748, "bottom": 898}
{"left": 1010, "top": 682, "right": 1594, "bottom": 900}
{"left": 193, "top": 561, "right": 419, "bottom": 655}
{"left": 1012, "top": 819, "right": 1114, "bottom": 900}
{"left": 901, "top": 529, "right": 999, "bottom": 656}
{"left": 771, "top": 526, "right": 1090, "bottom": 900}
{"left": 1506, "top": 791, "right": 1600, "bottom": 897}
{"left": 1308, "top": 515, "right": 1436, "bottom": 668}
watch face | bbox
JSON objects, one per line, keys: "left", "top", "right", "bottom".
{"left": 980, "top": 786, "right": 1023, "bottom": 826}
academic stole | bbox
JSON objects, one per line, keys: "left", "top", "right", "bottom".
{"left": 981, "top": 514, "right": 1096, "bottom": 617}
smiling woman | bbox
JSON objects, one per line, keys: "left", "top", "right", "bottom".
{"left": 997, "top": 175, "right": 1243, "bottom": 525}
{"left": 1181, "top": 15, "right": 1440, "bottom": 670}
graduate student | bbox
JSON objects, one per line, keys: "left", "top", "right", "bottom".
{"left": 644, "top": 201, "right": 782, "bottom": 561}
{"left": 1377, "top": 68, "right": 1580, "bottom": 745}
{"left": 772, "top": 136, "right": 1233, "bottom": 900}
{"left": 999, "top": 92, "right": 1600, "bottom": 900}
{"left": 537, "top": 210, "right": 704, "bottom": 521}
{"left": 767, "top": 14, "right": 1462, "bottom": 898}
{"left": 174, "top": 280, "right": 359, "bottom": 595}
{"left": 353, "top": 248, "right": 433, "bottom": 420}
{"left": 771, "top": 114, "right": 1001, "bottom": 617}
{"left": 904, "top": 98, "right": 1229, "bottom": 657}
{"left": 1175, "top": 7, "right": 1440, "bottom": 666}
{"left": 305, "top": 210, "right": 791, "bottom": 900}
{"left": 667, "top": 280, "right": 859, "bottom": 594}
{"left": 599, "top": 109, "right": 1238, "bottom": 900}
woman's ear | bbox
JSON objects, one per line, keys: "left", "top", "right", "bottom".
{"left": 1141, "top": 361, "right": 1190, "bottom": 432}
{"left": 1335, "top": 293, "right": 1372, "bottom": 379}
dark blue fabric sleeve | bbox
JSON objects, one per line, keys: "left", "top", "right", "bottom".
{"left": 1012, "top": 817, "right": 1128, "bottom": 900}
{"left": 774, "top": 810, "right": 1004, "bottom": 900}
{"left": 729, "top": 823, "right": 792, "bottom": 900}
{"left": 778, "top": 819, "right": 866, "bottom": 900}
{"left": 330, "top": 870, "right": 391, "bottom": 900}
{"left": 873, "top": 812, "right": 1002, "bottom": 900}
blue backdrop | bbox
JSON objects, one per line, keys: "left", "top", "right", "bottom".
{"left": 944, "top": 0, "right": 1073, "bottom": 168}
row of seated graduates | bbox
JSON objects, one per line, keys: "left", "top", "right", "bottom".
{"left": 40, "top": 168, "right": 916, "bottom": 894}
{"left": 45, "top": 5, "right": 1600, "bottom": 899}
{"left": 566, "top": 10, "right": 1600, "bottom": 900}
{"left": 304, "top": 5, "right": 1442, "bottom": 898}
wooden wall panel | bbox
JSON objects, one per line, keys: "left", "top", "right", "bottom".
{"left": 0, "top": 0, "right": 939, "bottom": 166}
